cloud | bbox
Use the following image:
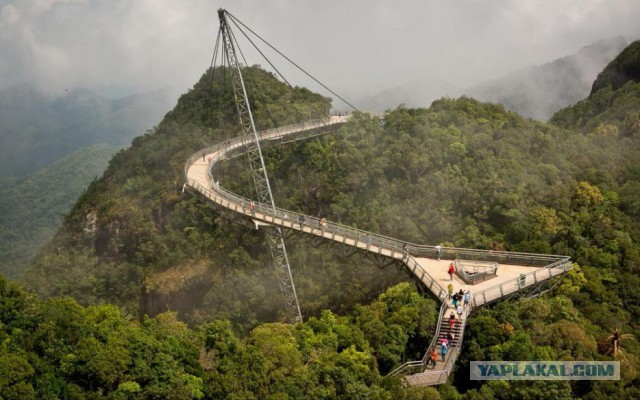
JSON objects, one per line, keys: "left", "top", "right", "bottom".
{"left": 0, "top": 3, "right": 20, "bottom": 26}
{"left": 0, "top": 0, "right": 639, "bottom": 100}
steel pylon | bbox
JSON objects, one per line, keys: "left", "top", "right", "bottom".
{"left": 218, "top": 9, "right": 302, "bottom": 323}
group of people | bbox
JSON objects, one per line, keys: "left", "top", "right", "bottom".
{"left": 429, "top": 329, "right": 456, "bottom": 367}
{"left": 297, "top": 215, "right": 328, "bottom": 233}
{"left": 426, "top": 287, "right": 471, "bottom": 368}
{"left": 241, "top": 201, "right": 256, "bottom": 214}
{"left": 448, "top": 286, "right": 470, "bottom": 308}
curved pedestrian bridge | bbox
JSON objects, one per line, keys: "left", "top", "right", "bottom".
{"left": 184, "top": 115, "right": 572, "bottom": 385}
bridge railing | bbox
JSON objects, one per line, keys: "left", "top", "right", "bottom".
{"left": 399, "top": 245, "right": 570, "bottom": 308}
{"left": 184, "top": 118, "right": 448, "bottom": 300}
{"left": 433, "top": 304, "right": 471, "bottom": 383}
{"left": 409, "top": 245, "right": 568, "bottom": 267}
{"left": 455, "top": 260, "right": 498, "bottom": 284}
{"left": 388, "top": 300, "right": 449, "bottom": 377}
{"left": 394, "top": 304, "right": 472, "bottom": 386}
{"left": 186, "top": 177, "right": 448, "bottom": 301}
{"left": 471, "top": 260, "right": 573, "bottom": 308}
{"left": 183, "top": 117, "right": 338, "bottom": 178}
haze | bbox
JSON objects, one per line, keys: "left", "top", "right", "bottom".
{"left": 1, "top": 0, "right": 640, "bottom": 104}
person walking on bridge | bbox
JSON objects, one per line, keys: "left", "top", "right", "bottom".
{"left": 448, "top": 263, "right": 455, "bottom": 280}
{"left": 441, "top": 342, "right": 448, "bottom": 361}
{"left": 319, "top": 217, "right": 327, "bottom": 233}
{"left": 435, "top": 244, "right": 442, "bottom": 260}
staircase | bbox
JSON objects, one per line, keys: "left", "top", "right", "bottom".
{"left": 437, "top": 306, "right": 463, "bottom": 348}
{"left": 388, "top": 300, "right": 470, "bottom": 386}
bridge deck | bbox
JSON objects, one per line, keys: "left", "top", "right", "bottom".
{"left": 184, "top": 116, "right": 572, "bottom": 386}
{"left": 415, "top": 257, "right": 567, "bottom": 306}
{"left": 188, "top": 147, "right": 569, "bottom": 307}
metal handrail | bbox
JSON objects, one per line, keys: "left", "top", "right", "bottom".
{"left": 438, "top": 305, "right": 470, "bottom": 376}
{"left": 388, "top": 301, "right": 449, "bottom": 376}
{"left": 406, "top": 304, "right": 472, "bottom": 385}
{"left": 456, "top": 260, "right": 498, "bottom": 284}
{"left": 471, "top": 261, "right": 573, "bottom": 308}
{"left": 186, "top": 177, "right": 448, "bottom": 301}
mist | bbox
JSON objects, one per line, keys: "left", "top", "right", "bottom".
{"left": 1, "top": 0, "right": 640, "bottom": 107}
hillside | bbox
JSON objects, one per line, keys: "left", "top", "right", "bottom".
{"left": 17, "top": 41, "right": 640, "bottom": 397}
{"left": 0, "top": 144, "right": 118, "bottom": 279}
{"left": 550, "top": 41, "right": 640, "bottom": 136}
{"left": 0, "top": 84, "right": 176, "bottom": 178}
{"left": 23, "top": 66, "right": 407, "bottom": 330}
{"left": 591, "top": 40, "right": 640, "bottom": 94}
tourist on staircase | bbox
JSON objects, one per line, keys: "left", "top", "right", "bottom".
{"left": 452, "top": 292, "right": 460, "bottom": 308}
{"left": 447, "top": 331, "right": 454, "bottom": 345}
{"left": 449, "top": 311, "right": 456, "bottom": 330}
{"left": 429, "top": 348, "right": 438, "bottom": 368}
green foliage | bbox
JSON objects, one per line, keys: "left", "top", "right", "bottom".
{"left": 0, "top": 276, "right": 207, "bottom": 399}
{"left": 0, "top": 144, "right": 117, "bottom": 279}
{"left": 551, "top": 80, "right": 640, "bottom": 138}
{"left": 11, "top": 48, "right": 640, "bottom": 399}
{"left": 0, "top": 275, "right": 438, "bottom": 398}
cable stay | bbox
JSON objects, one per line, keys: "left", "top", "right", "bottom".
{"left": 221, "top": 10, "right": 359, "bottom": 113}
{"left": 210, "top": 9, "right": 436, "bottom": 322}
{"left": 215, "top": 11, "right": 432, "bottom": 240}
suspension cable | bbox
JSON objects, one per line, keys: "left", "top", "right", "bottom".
{"left": 208, "top": 27, "right": 222, "bottom": 83}
{"left": 225, "top": 11, "right": 359, "bottom": 112}
{"left": 227, "top": 16, "right": 295, "bottom": 90}
{"left": 226, "top": 18, "right": 275, "bottom": 131}
{"left": 227, "top": 15, "right": 320, "bottom": 125}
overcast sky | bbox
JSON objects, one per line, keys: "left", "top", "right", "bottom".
{"left": 1, "top": 0, "right": 639, "bottom": 101}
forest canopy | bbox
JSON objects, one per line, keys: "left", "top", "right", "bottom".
{"left": 10, "top": 40, "right": 640, "bottom": 398}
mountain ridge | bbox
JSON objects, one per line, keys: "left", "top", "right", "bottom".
{"left": 358, "top": 36, "right": 632, "bottom": 120}
{"left": 0, "top": 83, "right": 177, "bottom": 177}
